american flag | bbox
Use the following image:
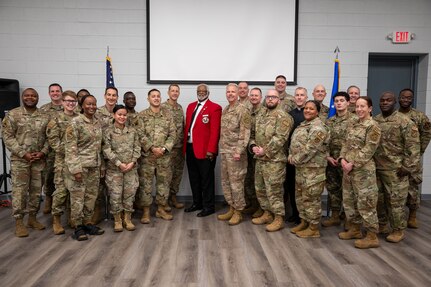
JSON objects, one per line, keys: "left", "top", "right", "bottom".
{"left": 106, "top": 55, "right": 115, "bottom": 88}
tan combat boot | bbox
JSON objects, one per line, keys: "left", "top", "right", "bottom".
{"left": 266, "top": 215, "right": 284, "bottom": 232}
{"left": 251, "top": 210, "right": 273, "bottom": 225}
{"left": 407, "top": 209, "right": 418, "bottom": 229}
{"left": 217, "top": 206, "right": 234, "bottom": 221}
{"left": 15, "top": 218, "right": 29, "bottom": 237}
{"left": 52, "top": 215, "right": 65, "bottom": 235}
{"left": 123, "top": 212, "right": 136, "bottom": 231}
{"left": 228, "top": 209, "right": 242, "bottom": 226}
{"left": 156, "top": 205, "right": 173, "bottom": 220}
{"left": 354, "top": 231, "right": 379, "bottom": 249}
{"left": 322, "top": 210, "right": 341, "bottom": 227}
{"left": 170, "top": 194, "right": 184, "bottom": 209}
{"left": 379, "top": 223, "right": 391, "bottom": 234}
{"left": 27, "top": 214, "right": 46, "bottom": 230}
{"left": 338, "top": 223, "right": 363, "bottom": 240}
{"left": 386, "top": 230, "right": 405, "bottom": 243}
{"left": 140, "top": 206, "right": 151, "bottom": 224}
{"left": 251, "top": 207, "right": 264, "bottom": 218}
{"left": 164, "top": 205, "right": 172, "bottom": 212}
{"left": 290, "top": 219, "right": 308, "bottom": 234}
{"left": 113, "top": 213, "right": 123, "bottom": 232}
{"left": 43, "top": 195, "right": 52, "bottom": 214}
{"left": 296, "top": 223, "right": 320, "bottom": 238}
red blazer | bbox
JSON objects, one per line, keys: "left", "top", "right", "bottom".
{"left": 183, "top": 99, "right": 222, "bottom": 159}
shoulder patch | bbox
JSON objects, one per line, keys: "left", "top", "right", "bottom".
{"left": 313, "top": 131, "right": 325, "bottom": 144}
{"left": 369, "top": 127, "right": 380, "bottom": 142}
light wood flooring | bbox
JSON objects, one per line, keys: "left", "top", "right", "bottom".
{"left": 0, "top": 201, "right": 431, "bottom": 287}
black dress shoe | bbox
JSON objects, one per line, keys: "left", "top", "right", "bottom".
{"left": 197, "top": 208, "right": 215, "bottom": 217}
{"left": 184, "top": 204, "right": 203, "bottom": 213}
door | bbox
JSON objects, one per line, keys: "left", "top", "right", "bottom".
{"left": 367, "top": 54, "right": 418, "bottom": 113}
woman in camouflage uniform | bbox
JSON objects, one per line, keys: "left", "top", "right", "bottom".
{"left": 103, "top": 105, "right": 140, "bottom": 232}
{"left": 338, "top": 96, "right": 381, "bottom": 249}
{"left": 288, "top": 100, "right": 329, "bottom": 238}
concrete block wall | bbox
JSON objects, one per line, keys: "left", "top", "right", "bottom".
{"left": 1, "top": 0, "right": 431, "bottom": 195}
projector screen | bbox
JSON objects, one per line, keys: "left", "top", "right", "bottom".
{"left": 147, "top": 0, "right": 298, "bottom": 85}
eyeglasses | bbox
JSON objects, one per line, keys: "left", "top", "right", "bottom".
{"left": 266, "top": 96, "right": 279, "bottom": 100}
{"left": 64, "top": 100, "right": 77, "bottom": 104}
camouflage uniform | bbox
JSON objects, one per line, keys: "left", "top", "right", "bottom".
{"left": 348, "top": 102, "right": 356, "bottom": 114}
{"left": 127, "top": 111, "right": 139, "bottom": 127}
{"left": 161, "top": 101, "right": 185, "bottom": 196}
{"left": 2, "top": 107, "right": 49, "bottom": 219}
{"left": 279, "top": 91, "right": 296, "bottom": 113}
{"left": 289, "top": 117, "right": 329, "bottom": 225}
{"left": 220, "top": 102, "right": 251, "bottom": 211}
{"left": 64, "top": 114, "right": 103, "bottom": 227}
{"left": 46, "top": 111, "right": 79, "bottom": 216}
{"left": 39, "top": 103, "right": 63, "bottom": 199}
{"left": 325, "top": 112, "right": 357, "bottom": 212}
{"left": 103, "top": 124, "right": 141, "bottom": 214}
{"left": 136, "top": 108, "right": 176, "bottom": 207}
{"left": 249, "top": 106, "right": 293, "bottom": 216}
{"left": 96, "top": 105, "right": 114, "bottom": 129}
{"left": 400, "top": 108, "right": 431, "bottom": 210}
{"left": 244, "top": 104, "right": 262, "bottom": 206}
{"left": 374, "top": 111, "right": 420, "bottom": 231}
{"left": 319, "top": 104, "right": 329, "bottom": 121}
{"left": 340, "top": 118, "right": 381, "bottom": 233}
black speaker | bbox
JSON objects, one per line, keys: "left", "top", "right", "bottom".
{"left": 0, "top": 78, "right": 20, "bottom": 118}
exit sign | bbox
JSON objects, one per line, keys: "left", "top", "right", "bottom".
{"left": 392, "top": 31, "right": 412, "bottom": 44}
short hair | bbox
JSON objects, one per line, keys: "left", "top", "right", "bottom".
{"left": 305, "top": 100, "right": 321, "bottom": 113}
{"left": 333, "top": 91, "right": 350, "bottom": 102}
{"left": 357, "top": 96, "right": 373, "bottom": 108}
{"left": 275, "top": 75, "right": 287, "bottom": 81}
{"left": 49, "top": 83, "right": 63, "bottom": 92}
{"left": 148, "top": 88, "right": 160, "bottom": 96}
{"left": 399, "top": 88, "right": 414, "bottom": 96}
{"left": 226, "top": 83, "right": 238, "bottom": 90}
{"left": 168, "top": 84, "right": 180, "bottom": 91}
{"left": 197, "top": 83, "right": 210, "bottom": 93}
{"left": 347, "top": 85, "right": 360, "bottom": 94}
{"left": 62, "top": 90, "right": 77, "bottom": 100}
{"left": 79, "top": 94, "right": 96, "bottom": 114}
{"left": 123, "top": 91, "right": 135, "bottom": 100}
{"left": 113, "top": 104, "right": 128, "bottom": 114}
{"left": 77, "top": 89, "right": 90, "bottom": 96}
{"left": 105, "top": 86, "right": 118, "bottom": 95}
{"left": 250, "top": 87, "right": 262, "bottom": 95}
{"left": 22, "top": 88, "right": 38, "bottom": 97}
{"left": 295, "top": 86, "right": 308, "bottom": 95}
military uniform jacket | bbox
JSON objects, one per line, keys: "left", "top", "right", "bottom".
{"left": 161, "top": 101, "right": 184, "bottom": 149}
{"left": 249, "top": 106, "right": 293, "bottom": 162}
{"left": 65, "top": 114, "right": 103, "bottom": 174}
{"left": 326, "top": 111, "right": 358, "bottom": 159}
{"left": 96, "top": 105, "right": 113, "bottom": 129}
{"left": 374, "top": 111, "right": 420, "bottom": 172}
{"left": 137, "top": 108, "right": 176, "bottom": 157}
{"left": 279, "top": 91, "right": 296, "bottom": 113}
{"left": 319, "top": 104, "right": 329, "bottom": 121}
{"left": 339, "top": 118, "right": 381, "bottom": 170}
{"left": 289, "top": 117, "right": 329, "bottom": 168}
{"left": 2, "top": 106, "right": 49, "bottom": 161}
{"left": 401, "top": 108, "right": 431, "bottom": 155}
{"left": 46, "top": 112, "right": 79, "bottom": 157}
{"left": 220, "top": 102, "right": 251, "bottom": 155}
{"left": 40, "top": 102, "right": 63, "bottom": 115}
{"left": 103, "top": 124, "right": 141, "bottom": 169}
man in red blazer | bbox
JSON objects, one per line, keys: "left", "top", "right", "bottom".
{"left": 184, "top": 84, "right": 222, "bottom": 217}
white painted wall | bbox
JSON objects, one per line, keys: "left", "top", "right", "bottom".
{"left": 1, "top": 0, "right": 431, "bottom": 195}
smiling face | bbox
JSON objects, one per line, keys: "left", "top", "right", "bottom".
{"left": 312, "top": 85, "right": 327, "bottom": 102}
{"left": 226, "top": 84, "right": 238, "bottom": 104}
{"left": 303, "top": 101, "right": 319, "bottom": 121}
{"left": 22, "top": 88, "right": 39, "bottom": 109}
{"left": 355, "top": 98, "right": 372, "bottom": 120}
{"left": 399, "top": 90, "right": 413, "bottom": 109}
{"left": 249, "top": 88, "right": 262, "bottom": 106}
{"left": 238, "top": 82, "right": 249, "bottom": 100}
{"left": 168, "top": 85, "right": 180, "bottom": 102}
{"left": 113, "top": 107, "right": 128, "bottom": 126}
{"left": 348, "top": 86, "right": 360, "bottom": 104}
{"left": 82, "top": 96, "right": 97, "bottom": 118}
{"left": 123, "top": 93, "right": 136, "bottom": 109}
{"left": 294, "top": 88, "right": 308, "bottom": 108}
{"left": 49, "top": 85, "right": 62, "bottom": 102}
{"left": 148, "top": 90, "right": 161, "bottom": 108}
{"left": 197, "top": 84, "right": 209, "bottom": 102}
{"left": 62, "top": 95, "right": 77, "bottom": 113}
{"left": 105, "top": 88, "right": 118, "bottom": 107}
{"left": 274, "top": 76, "right": 287, "bottom": 94}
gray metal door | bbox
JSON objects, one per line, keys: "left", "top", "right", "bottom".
{"left": 367, "top": 54, "right": 418, "bottom": 113}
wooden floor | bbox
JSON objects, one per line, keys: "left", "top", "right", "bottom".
{"left": 0, "top": 201, "right": 431, "bottom": 287}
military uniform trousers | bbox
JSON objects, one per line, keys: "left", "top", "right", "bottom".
{"left": 221, "top": 153, "right": 247, "bottom": 211}
{"left": 255, "top": 160, "right": 285, "bottom": 216}
{"left": 65, "top": 167, "right": 100, "bottom": 227}
{"left": 295, "top": 167, "right": 326, "bottom": 225}
{"left": 342, "top": 167, "right": 379, "bottom": 233}
{"left": 138, "top": 154, "right": 172, "bottom": 207}
{"left": 326, "top": 164, "right": 343, "bottom": 211}
{"left": 376, "top": 169, "right": 408, "bottom": 231}
{"left": 42, "top": 149, "right": 56, "bottom": 197}
{"left": 407, "top": 176, "right": 421, "bottom": 210}
{"left": 11, "top": 159, "right": 45, "bottom": 219}
{"left": 51, "top": 156, "right": 69, "bottom": 216}
{"left": 106, "top": 167, "right": 139, "bottom": 214}
{"left": 169, "top": 147, "right": 185, "bottom": 195}
{"left": 244, "top": 152, "right": 257, "bottom": 206}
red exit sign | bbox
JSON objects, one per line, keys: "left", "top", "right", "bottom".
{"left": 392, "top": 31, "right": 411, "bottom": 43}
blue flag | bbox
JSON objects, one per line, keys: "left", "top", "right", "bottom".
{"left": 327, "top": 58, "right": 339, "bottom": 118}
{"left": 106, "top": 55, "right": 115, "bottom": 88}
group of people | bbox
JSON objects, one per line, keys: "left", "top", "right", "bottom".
{"left": 2, "top": 75, "right": 429, "bottom": 249}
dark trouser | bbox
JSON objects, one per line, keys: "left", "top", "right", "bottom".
{"left": 283, "top": 162, "right": 299, "bottom": 220}
{"left": 186, "top": 143, "right": 216, "bottom": 210}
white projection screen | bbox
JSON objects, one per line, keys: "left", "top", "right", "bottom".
{"left": 147, "top": 0, "right": 298, "bottom": 85}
